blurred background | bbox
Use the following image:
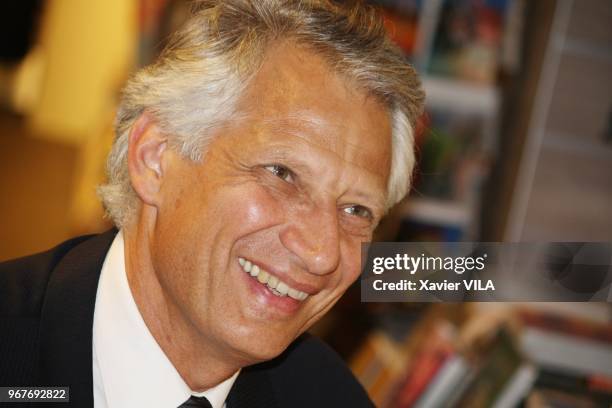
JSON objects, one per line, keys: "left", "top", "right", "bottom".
{"left": 0, "top": 0, "right": 610, "bottom": 406}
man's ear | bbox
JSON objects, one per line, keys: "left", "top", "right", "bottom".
{"left": 127, "top": 112, "right": 168, "bottom": 207}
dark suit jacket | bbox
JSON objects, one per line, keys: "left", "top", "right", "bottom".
{"left": 0, "top": 230, "right": 373, "bottom": 407}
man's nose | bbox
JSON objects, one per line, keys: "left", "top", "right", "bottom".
{"left": 279, "top": 204, "right": 341, "bottom": 276}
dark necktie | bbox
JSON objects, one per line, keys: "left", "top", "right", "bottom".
{"left": 178, "top": 395, "right": 213, "bottom": 408}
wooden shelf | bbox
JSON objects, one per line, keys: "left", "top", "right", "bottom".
{"left": 422, "top": 76, "right": 500, "bottom": 116}
{"left": 398, "top": 197, "right": 473, "bottom": 227}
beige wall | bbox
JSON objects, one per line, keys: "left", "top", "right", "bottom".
{"left": 1, "top": 0, "right": 137, "bottom": 260}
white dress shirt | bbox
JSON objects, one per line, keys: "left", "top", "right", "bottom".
{"left": 92, "top": 231, "right": 239, "bottom": 408}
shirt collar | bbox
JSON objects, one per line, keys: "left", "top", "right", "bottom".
{"left": 93, "top": 231, "right": 239, "bottom": 408}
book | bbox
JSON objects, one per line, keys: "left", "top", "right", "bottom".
{"left": 520, "top": 327, "right": 612, "bottom": 378}
{"left": 413, "top": 354, "right": 473, "bottom": 407}
{"left": 526, "top": 388, "right": 603, "bottom": 408}
{"left": 492, "top": 363, "right": 538, "bottom": 408}
{"left": 350, "top": 330, "right": 409, "bottom": 406}
{"left": 392, "top": 321, "right": 457, "bottom": 407}
{"left": 518, "top": 307, "right": 612, "bottom": 344}
{"left": 454, "top": 328, "right": 523, "bottom": 407}
{"left": 427, "top": 0, "right": 510, "bottom": 84}
{"left": 533, "top": 368, "right": 612, "bottom": 406}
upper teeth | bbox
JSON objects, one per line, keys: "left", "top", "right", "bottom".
{"left": 238, "top": 257, "right": 309, "bottom": 301}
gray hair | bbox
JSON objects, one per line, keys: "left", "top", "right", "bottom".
{"left": 98, "top": 0, "right": 425, "bottom": 228}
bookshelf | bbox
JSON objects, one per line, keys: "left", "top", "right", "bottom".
{"left": 501, "top": 0, "right": 612, "bottom": 242}
{"left": 372, "top": 0, "right": 513, "bottom": 241}
{"left": 315, "top": 1, "right": 612, "bottom": 406}
{"left": 420, "top": 76, "right": 499, "bottom": 117}
{"left": 398, "top": 197, "right": 472, "bottom": 228}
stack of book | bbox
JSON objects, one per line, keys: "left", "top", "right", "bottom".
{"left": 349, "top": 304, "right": 612, "bottom": 407}
{"left": 518, "top": 307, "right": 612, "bottom": 407}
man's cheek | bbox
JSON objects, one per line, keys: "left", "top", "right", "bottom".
{"left": 237, "top": 188, "right": 284, "bottom": 226}
{"left": 342, "top": 263, "right": 362, "bottom": 288}
{"left": 340, "top": 239, "right": 364, "bottom": 281}
{"left": 328, "top": 261, "right": 361, "bottom": 294}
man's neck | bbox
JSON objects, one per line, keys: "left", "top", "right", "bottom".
{"left": 122, "top": 221, "right": 242, "bottom": 391}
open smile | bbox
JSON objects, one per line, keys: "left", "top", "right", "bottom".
{"left": 238, "top": 257, "right": 309, "bottom": 301}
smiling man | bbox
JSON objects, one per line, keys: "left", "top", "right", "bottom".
{"left": 0, "top": 1, "right": 423, "bottom": 407}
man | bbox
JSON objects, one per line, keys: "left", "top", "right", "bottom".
{"left": 0, "top": 1, "right": 424, "bottom": 407}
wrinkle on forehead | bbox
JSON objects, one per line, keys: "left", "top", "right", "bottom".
{"left": 222, "top": 40, "right": 392, "bottom": 200}
{"left": 259, "top": 112, "right": 391, "bottom": 179}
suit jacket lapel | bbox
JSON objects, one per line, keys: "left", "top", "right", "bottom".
{"left": 226, "top": 365, "right": 279, "bottom": 408}
{"left": 38, "top": 229, "right": 117, "bottom": 407}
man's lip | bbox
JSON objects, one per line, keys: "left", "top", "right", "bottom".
{"left": 239, "top": 257, "right": 322, "bottom": 296}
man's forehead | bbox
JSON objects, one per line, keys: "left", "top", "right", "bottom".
{"left": 230, "top": 42, "right": 393, "bottom": 180}
{"left": 238, "top": 42, "right": 363, "bottom": 110}
{"left": 260, "top": 114, "right": 390, "bottom": 178}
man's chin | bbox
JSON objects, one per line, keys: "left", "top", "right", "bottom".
{"left": 224, "top": 327, "right": 301, "bottom": 366}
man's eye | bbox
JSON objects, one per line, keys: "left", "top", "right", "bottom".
{"left": 264, "top": 164, "right": 294, "bottom": 182}
{"left": 343, "top": 205, "right": 373, "bottom": 220}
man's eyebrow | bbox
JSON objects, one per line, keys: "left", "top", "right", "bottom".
{"left": 258, "top": 145, "right": 387, "bottom": 206}
{"left": 255, "top": 145, "right": 317, "bottom": 176}
{"left": 348, "top": 189, "right": 387, "bottom": 213}
{"left": 258, "top": 121, "right": 387, "bottom": 176}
